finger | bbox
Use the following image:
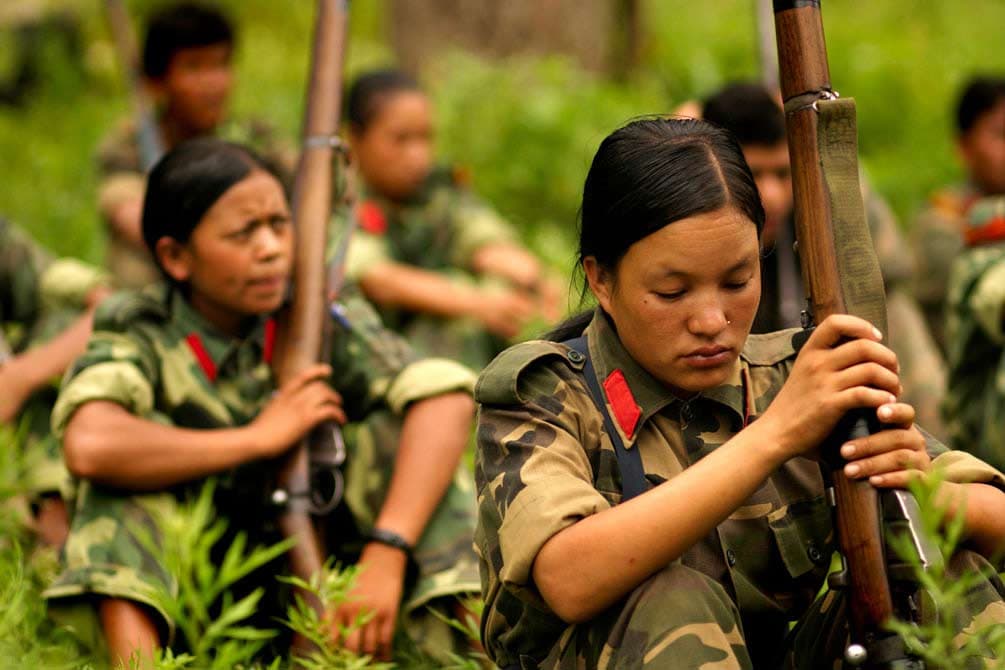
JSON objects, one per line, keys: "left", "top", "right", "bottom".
{"left": 810, "top": 314, "right": 883, "bottom": 349}
{"left": 833, "top": 362, "right": 901, "bottom": 397}
{"left": 844, "top": 448, "right": 928, "bottom": 480}
{"left": 841, "top": 428, "right": 925, "bottom": 461}
{"left": 378, "top": 612, "right": 396, "bottom": 660}
{"left": 876, "top": 402, "right": 915, "bottom": 429}
{"left": 342, "top": 613, "right": 362, "bottom": 654}
{"left": 835, "top": 387, "right": 898, "bottom": 414}
{"left": 288, "top": 363, "right": 333, "bottom": 390}
{"left": 356, "top": 617, "right": 378, "bottom": 658}
{"left": 867, "top": 470, "right": 922, "bottom": 489}
{"left": 828, "top": 338, "right": 899, "bottom": 374}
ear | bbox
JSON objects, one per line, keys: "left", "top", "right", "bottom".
{"left": 155, "top": 237, "right": 193, "bottom": 284}
{"left": 582, "top": 256, "right": 615, "bottom": 315}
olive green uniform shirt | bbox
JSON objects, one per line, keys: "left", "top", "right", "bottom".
{"left": 944, "top": 197, "right": 1005, "bottom": 472}
{"left": 474, "top": 310, "right": 1004, "bottom": 668}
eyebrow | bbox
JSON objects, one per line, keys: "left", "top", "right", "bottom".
{"left": 657, "top": 255, "right": 758, "bottom": 279}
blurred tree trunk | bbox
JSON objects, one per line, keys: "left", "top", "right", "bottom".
{"left": 389, "top": 0, "right": 643, "bottom": 76}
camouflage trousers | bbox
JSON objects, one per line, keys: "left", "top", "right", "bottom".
{"left": 44, "top": 410, "right": 481, "bottom": 661}
{"left": 536, "top": 551, "right": 1005, "bottom": 670}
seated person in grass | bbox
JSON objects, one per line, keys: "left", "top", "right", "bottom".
{"left": 475, "top": 118, "right": 1005, "bottom": 669}
{"left": 337, "top": 68, "right": 562, "bottom": 370}
{"left": 910, "top": 75, "right": 1005, "bottom": 354}
{"left": 46, "top": 139, "right": 480, "bottom": 667}
{"left": 98, "top": 2, "right": 294, "bottom": 289}
{"left": 944, "top": 195, "right": 1005, "bottom": 473}
{"left": 0, "top": 216, "right": 109, "bottom": 548}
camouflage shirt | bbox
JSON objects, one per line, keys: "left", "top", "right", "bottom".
{"left": 944, "top": 197, "right": 1005, "bottom": 471}
{"left": 910, "top": 183, "right": 982, "bottom": 354}
{"left": 474, "top": 310, "right": 1003, "bottom": 668}
{"left": 0, "top": 216, "right": 106, "bottom": 350}
{"left": 52, "top": 282, "right": 475, "bottom": 439}
{"left": 96, "top": 117, "right": 297, "bottom": 289}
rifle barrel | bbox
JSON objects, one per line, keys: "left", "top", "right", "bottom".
{"left": 773, "top": 0, "right": 896, "bottom": 638}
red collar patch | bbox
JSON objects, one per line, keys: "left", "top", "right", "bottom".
{"left": 357, "top": 201, "right": 387, "bottom": 235}
{"left": 603, "top": 369, "right": 642, "bottom": 439}
{"left": 185, "top": 317, "right": 277, "bottom": 385}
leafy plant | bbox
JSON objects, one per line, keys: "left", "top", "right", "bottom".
{"left": 0, "top": 422, "right": 91, "bottom": 669}
{"left": 886, "top": 470, "right": 1005, "bottom": 668}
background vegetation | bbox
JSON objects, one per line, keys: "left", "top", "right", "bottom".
{"left": 1, "top": 0, "right": 1003, "bottom": 276}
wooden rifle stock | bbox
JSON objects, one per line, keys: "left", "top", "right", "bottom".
{"left": 273, "top": 0, "right": 349, "bottom": 617}
{"left": 772, "top": 1, "right": 905, "bottom": 661}
{"left": 103, "top": 0, "right": 164, "bottom": 171}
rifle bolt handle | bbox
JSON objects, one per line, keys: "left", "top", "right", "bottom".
{"left": 271, "top": 489, "right": 290, "bottom": 506}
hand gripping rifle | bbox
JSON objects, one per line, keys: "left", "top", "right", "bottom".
{"left": 271, "top": 0, "right": 350, "bottom": 627}
{"left": 772, "top": 2, "right": 936, "bottom": 667}
{"left": 103, "top": 0, "right": 164, "bottom": 171}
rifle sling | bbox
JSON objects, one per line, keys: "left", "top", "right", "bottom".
{"left": 563, "top": 335, "right": 648, "bottom": 501}
{"left": 816, "top": 97, "right": 888, "bottom": 335}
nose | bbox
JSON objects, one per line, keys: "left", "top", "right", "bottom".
{"left": 687, "top": 297, "right": 728, "bottom": 337}
{"left": 254, "top": 224, "right": 284, "bottom": 260}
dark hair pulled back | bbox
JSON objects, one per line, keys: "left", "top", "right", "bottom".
{"left": 142, "top": 2, "right": 234, "bottom": 79}
{"left": 141, "top": 138, "right": 275, "bottom": 271}
{"left": 345, "top": 68, "right": 422, "bottom": 131}
{"left": 549, "top": 117, "right": 764, "bottom": 341}
{"left": 580, "top": 116, "right": 764, "bottom": 272}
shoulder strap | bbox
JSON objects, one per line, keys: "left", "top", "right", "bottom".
{"left": 563, "top": 335, "right": 648, "bottom": 502}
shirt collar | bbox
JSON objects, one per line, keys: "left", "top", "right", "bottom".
{"left": 169, "top": 287, "right": 274, "bottom": 380}
{"left": 583, "top": 309, "right": 750, "bottom": 445}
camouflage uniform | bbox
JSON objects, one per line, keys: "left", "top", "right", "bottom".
{"left": 44, "top": 282, "right": 481, "bottom": 658}
{"left": 0, "top": 217, "right": 107, "bottom": 496}
{"left": 910, "top": 183, "right": 982, "bottom": 355}
{"left": 475, "top": 309, "right": 1005, "bottom": 669}
{"left": 757, "top": 183, "right": 948, "bottom": 438}
{"left": 337, "top": 166, "right": 519, "bottom": 370}
{"left": 944, "top": 196, "right": 1005, "bottom": 472}
{"left": 96, "top": 118, "right": 296, "bottom": 289}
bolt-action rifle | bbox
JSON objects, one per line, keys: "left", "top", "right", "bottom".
{"left": 271, "top": 0, "right": 350, "bottom": 631}
{"left": 103, "top": 0, "right": 164, "bottom": 171}
{"left": 772, "top": 2, "right": 934, "bottom": 667}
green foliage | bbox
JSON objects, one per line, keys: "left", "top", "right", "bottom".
{"left": 885, "top": 471, "right": 1005, "bottom": 667}
{"left": 280, "top": 562, "right": 392, "bottom": 670}
{"left": 0, "top": 423, "right": 91, "bottom": 669}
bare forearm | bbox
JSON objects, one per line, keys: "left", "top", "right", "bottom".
{"left": 938, "top": 482, "right": 1005, "bottom": 558}
{"left": 360, "top": 263, "right": 479, "bottom": 319}
{"left": 371, "top": 392, "right": 474, "bottom": 545}
{"left": 533, "top": 421, "right": 787, "bottom": 623}
{"left": 12, "top": 312, "right": 95, "bottom": 391}
{"left": 470, "top": 243, "right": 541, "bottom": 288}
{"left": 64, "top": 401, "right": 261, "bottom": 490}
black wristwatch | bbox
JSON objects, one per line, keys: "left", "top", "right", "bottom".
{"left": 366, "top": 527, "right": 414, "bottom": 556}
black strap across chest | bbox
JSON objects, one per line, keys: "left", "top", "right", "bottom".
{"left": 563, "top": 335, "right": 648, "bottom": 501}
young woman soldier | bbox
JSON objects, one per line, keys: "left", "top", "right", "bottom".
{"left": 339, "top": 69, "right": 561, "bottom": 369}
{"left": 46, "top": 139, "right": 480, "bottom": 667}
{"left": 474, "top": 117, "right": 1005, "bottom": 669}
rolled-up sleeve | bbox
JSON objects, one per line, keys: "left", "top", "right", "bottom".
{"left": 477, "top": 364, "right": 608, "bottom": 600}
{"left": 51, "top": 330, "right": 157, "bottom": 437}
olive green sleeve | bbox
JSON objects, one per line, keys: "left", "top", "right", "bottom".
{"left": 0, "top": 218, "right": 52, "bottom": 327}
{"left": 327, "top": 285, "right": 475, "bottom": 421}
{"left": 449, "top": 193, "right": 518, "bottom": 269}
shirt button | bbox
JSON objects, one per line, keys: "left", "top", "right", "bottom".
{"left": 567, "top": 350, "right": 585, "bottom": 363}
{"left": 807, "top": 542, "right": 824, "bottom": 563}
{"left": 726, "top": 548, "right": 737, "bottom": 567}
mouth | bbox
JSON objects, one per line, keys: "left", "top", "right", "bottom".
{"left": 247, "top": 274, "right": 287, "bottom": 293}
{"left": 681, "top": 345, "right": 733, "bottom": 369}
